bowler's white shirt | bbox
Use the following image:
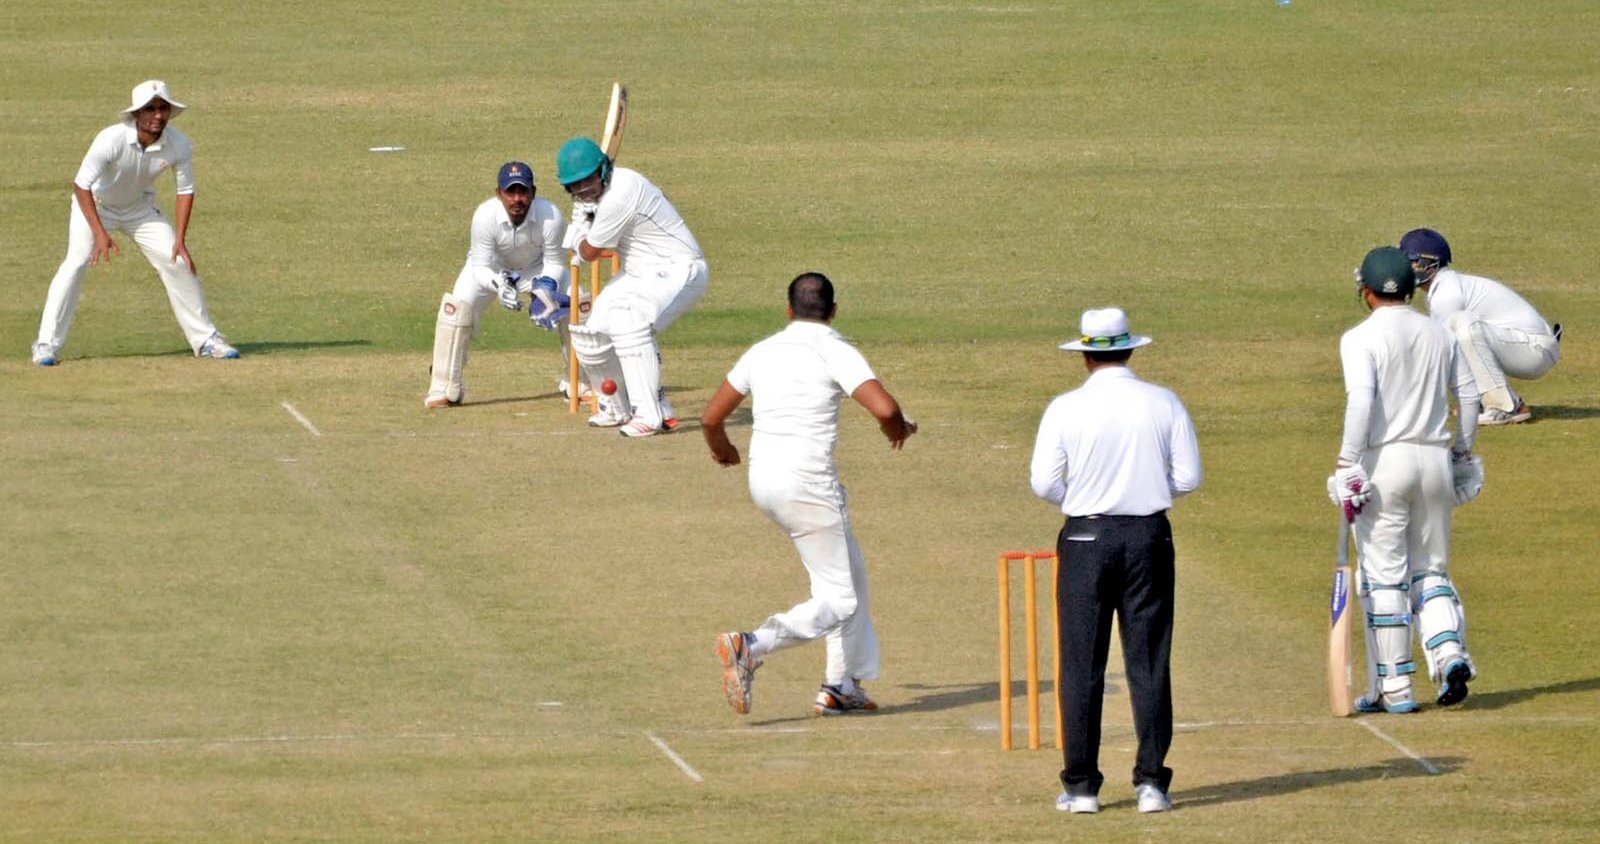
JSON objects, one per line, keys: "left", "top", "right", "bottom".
{"left": 1338, "top": 305, "right": 1472, "bottom": 463}
{"left": 1425, "top": 268, "right": 1550, "bottom": 336}
{"left": 1030, "top": 366, "right": 1201, "bottom": 517}
{"left": 73, "top": 123, "right": 194, "bottom": 214}
{"left": 727, "top": 320, "right": 876, "bottom": 479}
{"left": 459, "top": 196, "right": 568, "bottom": 289}
{"left": 587, "top": 167, "right": 704, "bottom": 267}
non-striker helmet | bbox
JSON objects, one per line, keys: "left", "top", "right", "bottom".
{"left": 1356, "top": 246, "right": 1417, "bottom": 300}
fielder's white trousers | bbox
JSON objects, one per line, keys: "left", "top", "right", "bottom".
{"left": 1355, "top": 441, "right": 1453, "bottom": 587}
{"left": 748, "top": 465, "right": 880, "bottom": 684}
{"left": 585, "top": 258, "right": 708, "bottom": 335}
{"left": 1445, "top": 312, "right": 1560, "bottom": 411}
{"left": 37, "top": 196, "right": 221, "bottom": 354}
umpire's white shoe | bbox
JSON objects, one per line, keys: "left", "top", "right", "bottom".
{"left": 1136, "top": 783, "right": 1172, "bottom": 813}
{"left": 31, "top": 343, "right": 58, "bottom": 366}
{"left": 1055, "top": 788, "right": 1099, "bottom": 814}
{"left": 199, "top": 334, "right": 240, "bottom": 359}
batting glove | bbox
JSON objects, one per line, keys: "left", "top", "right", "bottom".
{"left": 497, "top": 271, "right": 523, "bottom": 311}
{"left": 1330, "top": 464, "right": 1372, "bottom": 519}
{"left": 1450, "top": 450, "right": 1484, "bottom": 506}
{"left": 571, "top": 199, "right": 598, "bottom": 223}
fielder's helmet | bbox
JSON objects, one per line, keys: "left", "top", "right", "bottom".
{"left": 1399, "top": 228, "right": 1451, "bottom": 269}
{"left": 1356, "top": 246, "right": 1416, "bottom": 299}
{"left": 557, "top": 137, "right": 609, "bottom": 186}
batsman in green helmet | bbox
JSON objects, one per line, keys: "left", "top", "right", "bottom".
{"left": 558, "top": 135, "right": 708, "bottom": 438}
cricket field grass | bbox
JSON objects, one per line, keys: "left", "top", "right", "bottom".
{"left": 2, "top": 2, "right": 1598, "bottom": 842}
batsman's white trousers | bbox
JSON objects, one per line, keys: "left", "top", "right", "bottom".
{"left": 584, "top": 258, "right": 708, "bottom": 336}
{"left": 1355, "top": 441, "right": 1454, "bottom": 587}
{"left": 748, "top": 466, "right": 880, "bottom": 684}
{"left": 37, "top": 196, "right": 221, "bottom": 354}
{"left": 1445, "top": 312, "right": 1560, "bottom": 411}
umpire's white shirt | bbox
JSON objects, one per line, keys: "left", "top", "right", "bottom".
{"left": 74, "top": 123, "right": 194, "bottom": 214}
{"left": 1030, "top": 367, "right": 1201, "bottom": 517}
{"left": 1425, "top": 268, "right": 1550, "bottom": 336}
{"left": 586, "top": 167, "right": 704, "bottom": 268}
{"left": 1338, "top": 306, "right": 1470, "bottom": 463}
{"left": 727, "top": 320, "right": 875, "bottom": 480}
{"left": 457, "top": 196, "right": 567, "bottom": 291}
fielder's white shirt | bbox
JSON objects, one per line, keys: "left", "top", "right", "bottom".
{"left": 459, "top": 196, "right": 568, "bottom": 289}
{"left": 1425, "top": 268, "right": 1551, "bottom": 336}
{"left": 72, "top": 123, "right": 194, "bottom": 214}
{"left": 1030, "top": 366, "right": 1201, "bottom": 517}
{"left": 1338, "top": 304, "right": 1472, "bottom": 463}
{"left": 727, "top": 320, "right": 877, "bottom": 479}
{"left": 586, "top": 167, "right": 704, "bottom": 267}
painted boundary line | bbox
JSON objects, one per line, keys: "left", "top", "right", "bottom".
{"left": 280, "top": 401, "right": 322, "bottom": 437}
{"left": 1355, "top": 718, "right": 1441, "bottom": 774}
{"left": 644, "top": 731, "right": 704, "bottom": 783}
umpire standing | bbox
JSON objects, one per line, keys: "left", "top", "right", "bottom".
{"left": 1029, "top": 307, "right": 1201, "bottom": 815}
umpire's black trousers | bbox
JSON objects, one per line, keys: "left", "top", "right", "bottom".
{"left": 1055, "top": 512, "right": 1175, "bottom": 794}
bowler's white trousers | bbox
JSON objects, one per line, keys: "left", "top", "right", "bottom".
{"left": 37, "top": 195, "right": 222, "bottom": 354}
{"left": 748, "top": 465, "right": 880, "bottom": 684}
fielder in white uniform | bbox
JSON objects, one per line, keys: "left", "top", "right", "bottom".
{"left": 1330, "top": 246, "right": 1484, "bottom": 714}
{"left": 1400, "top": 228, "right": 1562, "bottom": 425}
{"left": 556, "top": 136, "right": 708, "bottom": 437}
{"left": 424, "top": 161, "right": 569, "bottom": 408}
{"left": 33, "top": 80, "right": 237, "bottom": 366}
{"left": 702, "top": 272, "right": 917, "bottom": 716}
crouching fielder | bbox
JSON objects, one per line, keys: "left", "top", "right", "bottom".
{"left": 702, "top": 273, "right": 916, "bottom": 716}
{"left": 557, "top": 136, "right": 708, "bottom": 437}
{"left": 425, "top": 161, "right": 569, "bottom": 408}
{"left": 1329, "top": 246, "right": 1484, "bottom": 714}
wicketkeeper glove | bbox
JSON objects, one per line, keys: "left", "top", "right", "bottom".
{"left": 528, "top": 276, "right": 570, "bottom": 331}
{"left": 1327, "top": 464, "right": 1372, "bottom": 520}
{"left": 497, "top": 271, "right": 523, "bottom": 311}
{"left": 1450, "top": 450, "right": 1484, "bottom": 506}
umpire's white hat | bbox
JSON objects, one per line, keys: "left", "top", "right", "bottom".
{"left": 121, "top": 80, "right": 187, "bottom": 120}
{"left": 1058, "top": 307, "right": 1153, "bottom": 352}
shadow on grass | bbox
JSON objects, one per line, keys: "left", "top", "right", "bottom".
{"left": 1527, "top": 404, "right": 1600, "bottom": 421}
{"left": 91, "top": 339, "right": 373, "bottom": 359}
{"left": 1164, "top": 756, "right": 1466, "bottom": 811}
{"left": 1457, "top": 675, "right": 1600, "bottom": 711}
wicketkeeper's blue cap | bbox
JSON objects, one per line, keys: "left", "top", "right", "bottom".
{"left": 498, "top": 161, "right": 534, "bottom": 190}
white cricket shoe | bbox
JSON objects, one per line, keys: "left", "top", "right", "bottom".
{"left": 1136, "top": 783, "right": 1172, "bottom": 813}
{"left": 815, "top": 682, "right": 878, "bottom": 715}
{"left": 1055, "top": 788, "right": 1099, "bottom": 814}
{"left": 31, "top": 343, "right": 58, "bottom": 366}
{"left": 198, "top": 334, "right": 240, "bottom": 359}
{"left": 716, "top": 632, "right": 762, "bottom": 715}
{"left": 1478, "top": 402, "right": 1531, "bottom": 426}
{"left": 619, "top": 418, "right": 665, "bottom": 438}
{"left": 587, "top": 404, "right": 627, "bottom": 427}
{"left": 423, "top": 392, "right": 461, "bottom": 409}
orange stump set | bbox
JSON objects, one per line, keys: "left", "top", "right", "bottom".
{"left": 566, "top": 251, "right": 619, "bottom": 415}
{"left": 997, "top": 549, "right": 1064, "bottom": 751}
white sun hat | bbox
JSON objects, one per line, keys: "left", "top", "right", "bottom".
{"left": 120, "top": 80, "right": 186, "bottom": 120}
{"left": 1058, "top": 307, "right": 1154, "bottom": 351}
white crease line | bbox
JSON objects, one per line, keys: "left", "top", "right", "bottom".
{"left": 644, "top": 731, "right": 704, "bottom": 783}
{"left": 280, "top": 401, "right": 323, "bottom": 437}
{"left": 1356, "top": 719, "right": 1440, "bottom": 774}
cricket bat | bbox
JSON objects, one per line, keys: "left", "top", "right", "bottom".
{"left": 600, "top": 82, "right": 628, "bottom": 162}
{"left": 1326, "top": 514, "right": 1354, "bottom": 717}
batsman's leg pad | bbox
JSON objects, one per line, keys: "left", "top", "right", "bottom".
{"left": 1365, "top": 582, "right": 1415, "bottom": 696}
{"left": 428, "top": 293, "right": 474, "bottom": 404}
{"left": 1412, "top": 572, "right": 1474, "bottom": 683}
{"left": 569, "top": 324, "right": 629, "bottom": 418}
{"left": 613, "top": 323, "right": 664, "bottom": 428}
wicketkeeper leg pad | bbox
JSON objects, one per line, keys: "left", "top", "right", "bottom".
{"left": 427, "top": 293, "right": 474, "bottom": 405}
{"left": 1412, "top": 572, "right": 1475, "bottom": 683}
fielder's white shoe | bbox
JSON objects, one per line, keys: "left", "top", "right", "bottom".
{"left": 558, "top": 378, "right": 595, "bottom": 402}
{"left": 587, "top": 404, "right": 627, "bottom": 428}
{"left": 423, "top": 392, "right": 461, "bottom": 409}
{"left": 815, "top": 682, "right": 878, "bottom": 715}
{"left": 1136, "top": 783, "right": 1172, "bottom": 813}
{"left": 198, "top": 334, "right": 240, "bottom": 359}
{"left": 716, "top": 632, "right": 762, "bottom": 715}
{"left": 1055, "top": 788, "right": 1099, "bottom": 814}
{"left": 31, "top": 343, "right": 58, "bottom": 366}
{"left": 1478, "top": 402, "right": 1531, "bottom": 426}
